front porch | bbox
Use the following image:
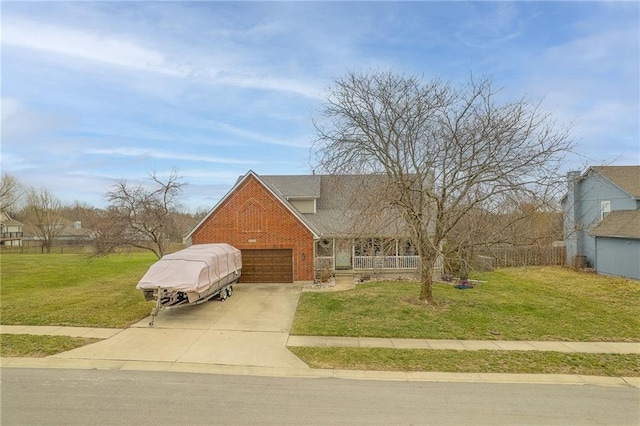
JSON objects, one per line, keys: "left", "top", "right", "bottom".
{"left": 314, "top": 237, "right": 442, "bottom": 282}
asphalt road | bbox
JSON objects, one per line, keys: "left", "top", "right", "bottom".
{"left": 2, "top": 368, "right": 638, "bottom": 425}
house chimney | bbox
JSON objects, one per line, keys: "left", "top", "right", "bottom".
{"left": 567, "top": 171, "right": 581, "bottom": 188}
{"left": 563, "top": 170, "right": 582, "bottom": 266}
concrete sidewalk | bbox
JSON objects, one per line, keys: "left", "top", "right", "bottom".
{"left": 3, "top": 325, "right": 638, "bottom": 354}
{"left": 0, "top": 325, "right": 123, "bottom": 339}
{"left": 286, "top": 336, "right": 640, "bottom": 354}
{"left": 2, "top": 324, "right": 639, "bottom": 388}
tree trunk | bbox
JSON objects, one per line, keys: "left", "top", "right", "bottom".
{"left": 419, "top": 256, "right": 435, "bottom": 303}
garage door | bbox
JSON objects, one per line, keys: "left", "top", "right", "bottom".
{"left": 240, "top": 249, "right": 293, "bottom": 283}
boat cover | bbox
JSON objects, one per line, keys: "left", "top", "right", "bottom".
{"left": 137, "top": 243, "right": 242, "bottom": 294}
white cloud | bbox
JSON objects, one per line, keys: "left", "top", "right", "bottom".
{"left": 85, "top": 147, "right": 259, "bottom": 165}
{"left": 215, "top": 73, "right": 322, "bottom": 99}
{"left": 544, "top": 28, "right": 638, "bottom": 71}
{"left": 206, "top": 120, "right": 313, "bottom": 148}
{"left": 2, "top": 15, "right": 323, "bottom": 99}
{"left": 0, "top": 152, "right": 36, "bottom": 172}
{"left": 454, "top": 2, "right": 523, "bottom": 48}
{"left": 2, "top": 17, "right": 188, "bottom": 77}
{"left": 1, "top": 97, "right": 68, "bottom": 144}
{"left": 1, "top": 97, "right": 25, "bottom": 121}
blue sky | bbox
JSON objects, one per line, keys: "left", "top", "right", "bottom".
{"left": 2, "top": 1, "right": 638, "bottom": 212}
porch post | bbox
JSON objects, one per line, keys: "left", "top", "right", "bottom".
{"left": 332, "top": 238, "right": 336, "bottom": 271}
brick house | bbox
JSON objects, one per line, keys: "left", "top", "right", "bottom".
{"left": 185, "top": 170, "right": 424, "bottom": 283}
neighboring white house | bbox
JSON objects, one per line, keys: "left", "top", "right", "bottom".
{"left": 562, "top": 165, "right": 640, "bottom": 279}
{"left": 22, "top": 217, "right": 94, "bottom": 246}
{"left": 0, "top": 210, "right": 23, "bottom": 247}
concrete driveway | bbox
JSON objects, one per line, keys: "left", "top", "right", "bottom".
{"left": 53, "top": 284, "right": 308, "bottom": 369}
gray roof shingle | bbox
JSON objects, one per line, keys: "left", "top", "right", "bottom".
{"left": 590, "top": 210, "right": 640, "bottom": 239}
{"left": 261, "top": 175, "right": 321, "bottom": 199}
{"left": 261, "top": 174, "right": 410, "bottom": 237}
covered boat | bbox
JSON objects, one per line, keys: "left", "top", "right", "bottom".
{"left": 137, "top": 243, "right": 242, "bottom": 326}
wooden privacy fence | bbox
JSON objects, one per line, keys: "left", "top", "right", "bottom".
{"left": 476, "top": 246, "right": 566, "bottom": 268}
{"left": 0, "top": 242, "right": 185, "bottom": 255}
{"left": 0, "top": 245, "right": 94, "bottom": 255}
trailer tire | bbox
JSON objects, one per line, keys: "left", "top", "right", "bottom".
{"left": 227, "top": 286, "right": 233, "bottom": 298}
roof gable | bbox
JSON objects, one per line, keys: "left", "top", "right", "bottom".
{"left": 590, "top": 166, "right": 640, "bottom": 198}
{"left": 185, "top": 170, "right": 319, "bottom": 240}
{"left": 0, "top": 211, "right": 23, "bottom": 227}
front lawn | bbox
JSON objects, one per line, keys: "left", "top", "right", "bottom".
{"left": 291, "top": 267, "right": 640, "bottom": 342}
{"left": 1, "top": 253, "right": 156, "bottom": 328}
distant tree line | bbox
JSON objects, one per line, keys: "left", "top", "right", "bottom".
{"left": 1, "top": 171, "right": 205, "bottom": 257}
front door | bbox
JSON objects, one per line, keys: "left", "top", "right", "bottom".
{"left": 335, "top": 239, "right": 352, "bottom": 270}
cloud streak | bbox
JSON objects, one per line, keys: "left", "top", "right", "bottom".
{"left": 3, "top": 17, "right": 187, "bottom": 77}
{"left": 2, "top": 14, "right": 322, "bottom": 99}
{"left": 85, "top": 148, "right": 259, "bottom": 165}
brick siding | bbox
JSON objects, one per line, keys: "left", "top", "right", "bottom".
{"left": 191, "top": 174, "right": 314, "bottom": 281}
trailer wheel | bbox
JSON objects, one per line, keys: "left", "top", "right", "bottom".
{"left": 219, "top": 289, "right": 227, "bottom": 302}
{"left": 226, "top": 286, "right": 233, "bottom": 298}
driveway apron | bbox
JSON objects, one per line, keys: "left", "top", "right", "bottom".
{"left": 52, "top": 284, "right": 308, "bottom": 368}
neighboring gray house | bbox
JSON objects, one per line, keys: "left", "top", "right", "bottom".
{"left": 590, "top": 210, "right": 640, "bottom": 280}
{"left": 562, "top": 165, "right": 640, "bottom": 279}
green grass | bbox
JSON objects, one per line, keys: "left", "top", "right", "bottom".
{"left": 1, "top": 253, "right": 156, "bottom": 327}
{"left": 292, "top": 267, "right": 640, "bottom": 342}
{"left": 1, "top": 334, "right": 101, "bottom": 357}
{"left": 290, "top": 347, "right": 640, "bottom": 377}
{"left": 3, "top": 257, "right": 639, "bottom": 374}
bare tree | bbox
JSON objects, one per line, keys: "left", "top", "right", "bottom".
{"left": 22, "top": 186, "right": 64, "bottom": 253}
{"left": 60, "top": 201, "right": 100, "bottom": 225}
{"left": 102, "top": 169, "right": 186, "bottom": 259}
{"left": 0, "top": 173, "right": 22, "bottom": 212}
{"left": 312, "top": 71, "right": 572, "bottom": 303}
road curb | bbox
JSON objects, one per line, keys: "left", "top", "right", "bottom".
{"left": 2, "top": 357, "right": 637, "bottom": 388}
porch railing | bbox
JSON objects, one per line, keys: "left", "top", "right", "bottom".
{"left": 353, "top": 256, "right": 420, "bottom": 270}
{"left": 315, "top": 255, "right": 443, "bottom": 271}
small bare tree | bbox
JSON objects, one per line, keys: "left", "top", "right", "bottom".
{"left": 102, "top": 169, "right": 186, "bottom": 259}
{"left": 22, "top": 186, "right": 64, "bottom": 253}
{"left": 313, "top": 71, "right": 572, "bottom": 303}
{"left": 0, "top": 173, "right": 22, "bottom": 212}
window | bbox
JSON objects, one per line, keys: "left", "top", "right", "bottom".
{"left": 600, "top": 201, "right": 611, "bottom": 221}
